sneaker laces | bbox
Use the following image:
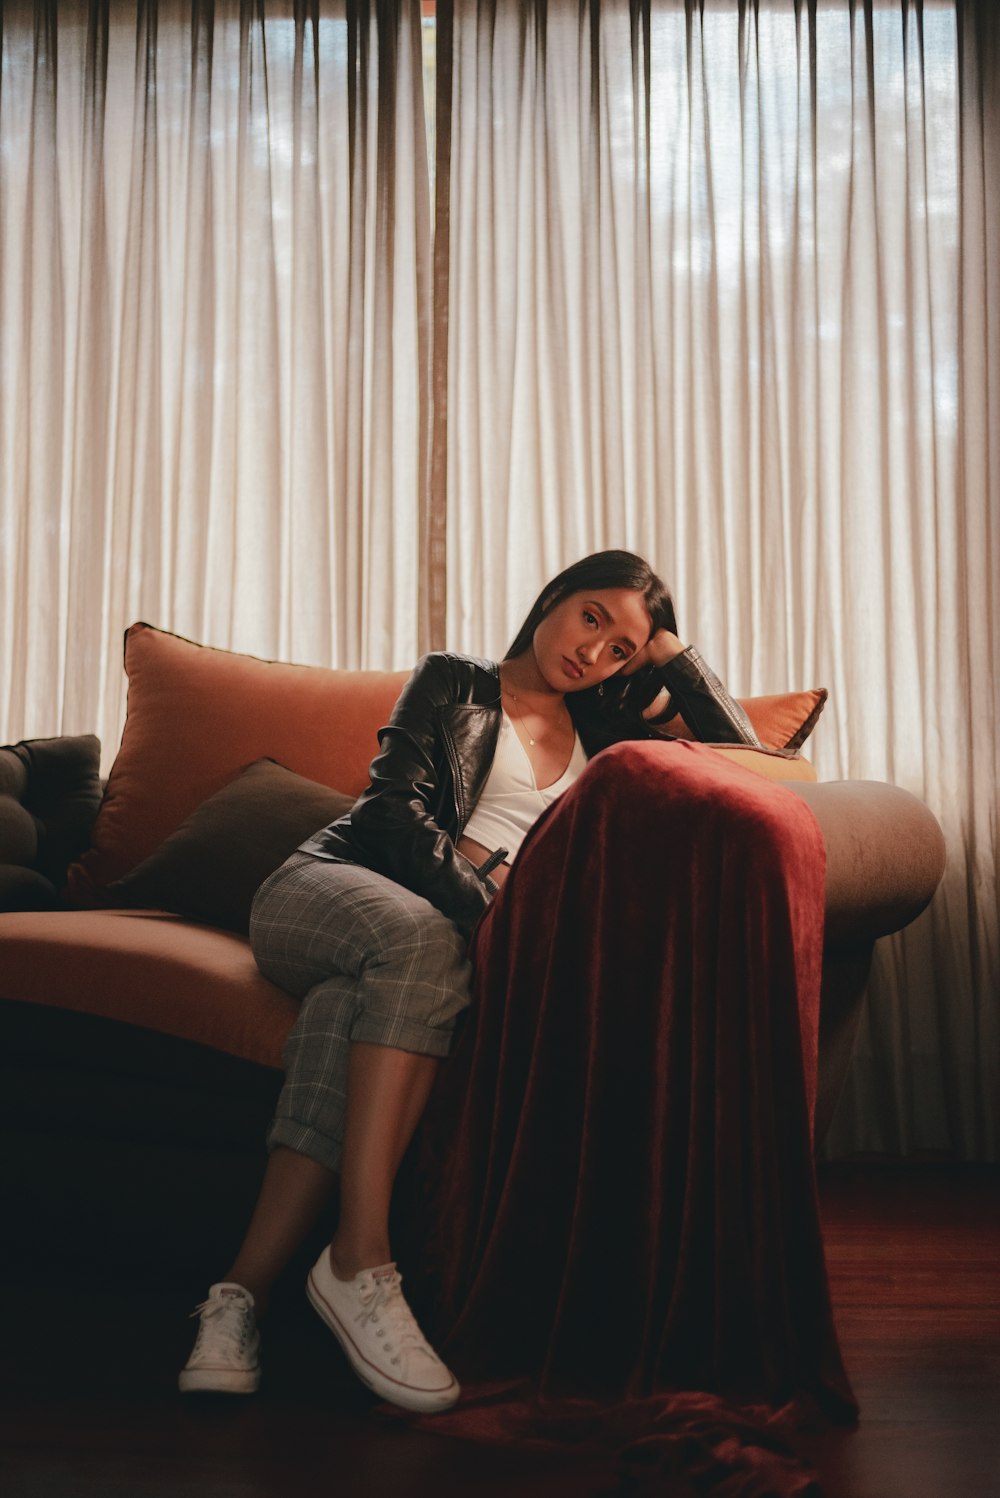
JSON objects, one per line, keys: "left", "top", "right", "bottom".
{"left": 189, "top": 1294, "right": 254, "bottom": 1367}
{"left": 356, "top": 1270, "right": 437, "bottom": 1363}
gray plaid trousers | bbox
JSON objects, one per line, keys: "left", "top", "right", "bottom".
{"left": 249, "top": 850, "right": 473, "bottom": 1172}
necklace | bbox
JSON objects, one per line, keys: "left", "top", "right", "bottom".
{"left": 503, "top": 673, "right": 567, "bottom": 749}
{"left": 505, "top": 685, "right": 537, "bottom": 746}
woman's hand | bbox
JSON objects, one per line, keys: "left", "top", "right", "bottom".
{"left": 620, "top": 628, "right": 688, "bottom": 676}
{"left": 619, "top": 629, "right": 687, "bottom": 721}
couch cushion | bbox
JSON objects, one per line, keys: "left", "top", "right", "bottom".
{"left": 0, "top": 910, "right": 295, "bottom": 1069}
{"left": 1, "top": 736, "right": 103, "bottom": 909}
{"left": 705, "top": 744, "right": 817, "bottom": 783}
{"left": 107, "top": 759, "right": 354, "bottom": 933}
{"left": 67, "top": 624, "right": 407, "bottom": 905}
{"left": 0, "top": 866, "right": 64, "bottom": 913}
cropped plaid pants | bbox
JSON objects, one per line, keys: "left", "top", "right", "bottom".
{"left": 249, "top": 850, "right": 473, "bottom": 1172}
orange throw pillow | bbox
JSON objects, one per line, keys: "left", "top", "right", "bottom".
{"left": 666, "top": 688, "right": 827, "bottom": 751}
{"left": 67, "top": 624, "right": 408, "bottom": 906}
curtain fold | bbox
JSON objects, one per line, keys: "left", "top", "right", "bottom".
{"left": 435, "top": 0, "right": 998, "bottom": 1159}
{"left": 0, "top": 0, "right": 432, "bottom": 768}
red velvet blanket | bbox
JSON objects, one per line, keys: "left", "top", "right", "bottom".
{"left": 395, "top": 740, "right": 856, "bottom": 1493}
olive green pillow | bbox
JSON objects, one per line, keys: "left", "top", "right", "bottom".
{"left": 108, "top": 758, "right": 353, "bottom": 933}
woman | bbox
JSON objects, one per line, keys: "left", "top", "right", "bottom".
{"left": 178, "top": 550, "right": 762, "bottom": 1409}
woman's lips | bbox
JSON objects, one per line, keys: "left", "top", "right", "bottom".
{"left": 562, "top": 657, "right": 583, "bottom": 679}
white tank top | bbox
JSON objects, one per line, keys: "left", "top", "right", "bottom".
{"left": 462, "top": 713, "right": 588, "bottom": 862}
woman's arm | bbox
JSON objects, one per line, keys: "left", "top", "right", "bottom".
{"left": 648, "top": 646, "right": 760, "bottom": 745}
{"left": 347, "top": 654, "right": 496, "bottom": 938}
{"left": 619, "top": 632, "right": 761, "bottom": 746}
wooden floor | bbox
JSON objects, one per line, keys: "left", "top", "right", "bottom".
{"left": 798, "top": 1165, "right": 1000, "bottom": 1498}
{"left": 1, "top": 1164, "right": 997, "bottom": 1498}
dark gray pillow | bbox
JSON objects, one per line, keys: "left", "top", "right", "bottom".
{"left": 0, "top": 734, "right": 103, "bottom": 911}
{"left": 108, "top": 758, "right": 353, "bottom": 933}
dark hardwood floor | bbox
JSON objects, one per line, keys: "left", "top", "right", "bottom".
{"left": 799, "top": 1165, "right": 1000, "bottom": 1498}
{"left": 1, "top": 1165, "right": 997, "bottom": 1498}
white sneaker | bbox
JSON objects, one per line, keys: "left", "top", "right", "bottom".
{"left": 178, "top": 1282, "right": 261, "bottom": 1394}
{"left": 306, "top": 1250, "right": 460, "bottom": 1413}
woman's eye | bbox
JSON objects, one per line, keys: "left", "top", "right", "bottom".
{"left": 611, "top": 645, "right": 626, "bottom": 661}
{"left": 583, "top": 611, "right": 597, "bottom": 627}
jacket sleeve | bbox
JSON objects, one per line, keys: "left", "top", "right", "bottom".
{"left": 346, "top": 654, "right": 494, "bottom": 939}
{"left": 654, "top": 646, "right": 761, "bottom": 745}
{"left": 606, "top": 646, "right": 761, "bottom": 746}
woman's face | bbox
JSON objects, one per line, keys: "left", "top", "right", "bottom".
{"left": 530, "top": 587, "right": 653, "bottom": 693}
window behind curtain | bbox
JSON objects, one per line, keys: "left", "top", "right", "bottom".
{"left": 434, "top": 0, "right": 997, "bottom": 1158}
{"left": 0, "top": 0, "right": 432, "bottom": 762}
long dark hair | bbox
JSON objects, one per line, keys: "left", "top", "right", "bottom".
{"left": 504, "top": 550, "right": 677, "bottom": 661}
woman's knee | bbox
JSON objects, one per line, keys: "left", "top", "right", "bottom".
{"left": 354, "top": 903, "right": 471, "bottom": 1047}
{"left": 375, "top": 899, "right": 468, "bottom": 977}
{"left": 250, "top": 855, "right": 423, "bottom": 989}
{"left": 568, "top": 738, "right": 807, "bottom": 851}
{"left": 251, "top": 854, "right": 469, "bottom": 1036}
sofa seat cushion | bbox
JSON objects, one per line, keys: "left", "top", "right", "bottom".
{"left": 0, "top": 910, "right": 295, "bottom": 1069}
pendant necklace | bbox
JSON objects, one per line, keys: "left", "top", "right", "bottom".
{"left": 506, "top": 685, "right": 536, "bottom": 746}
{"left": 504, "top": 671, "right": 566, "bottom": 749}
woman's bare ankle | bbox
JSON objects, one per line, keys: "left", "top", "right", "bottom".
{"left": 221, "top": 1270, "right": 269, "bottom": 1317}
{"left": 328, "top": 1238, "right": 392, "bottom": 1282}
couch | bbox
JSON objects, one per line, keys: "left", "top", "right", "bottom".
{"left": 0, "top": 623, "right": 947, "bottom": 1275}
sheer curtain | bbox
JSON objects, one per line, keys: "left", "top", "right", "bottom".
{"left": 435, "top": 0, "right": 998, "bottom": 1158}
{"left": 2, "top": 0, "right": 996, "bottom": 1159}
{"left": 0, "top": 0, "right": 431, "bottom": 766}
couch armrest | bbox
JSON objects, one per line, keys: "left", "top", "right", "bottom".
{"left": 781, "top": 780, "right": 945, "bottom": 1144}
{"left": 783, "top": 779, "right": 946, "bottom": 946}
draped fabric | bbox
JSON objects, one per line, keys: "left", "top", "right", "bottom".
{"left": 433, "top": 0, "right": 999, "bottom": 1159}
{"left": 393, "top": 741, "right": 855, "bottom": 1494}
{"left": 0, "top": 0, "right": 431, "bottom": 765}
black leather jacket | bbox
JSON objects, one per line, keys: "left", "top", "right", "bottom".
{"left": 301, "top": 647, "right": 759, "bottom": 938}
